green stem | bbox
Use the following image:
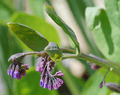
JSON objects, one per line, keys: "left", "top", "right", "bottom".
{"left": 61, "top": 48, "right": 120, "bottom": 76}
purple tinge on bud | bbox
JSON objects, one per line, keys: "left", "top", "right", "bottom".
{"left": 14, "top": 71, "right": 19, "bottom": 79}
{"left": 10, "top": 70, "right": 14, "bottom": 78}
{"left": 40, "top": 79, "right": 44, "bottom": 87}
{"left": 100, "top": 81, "right": 105, "bottom": 88}
{"left": 7, "top": 70, "right": 11, "bottom": 75}
{"left": 7, "top": 58, "right": 29, "bottom": 80}
{"left": 105, "top": 82, "right": 120, "bottom": 93}
{"left": 91, "top": 65, "right": 96, "bottom": 70}
{"left": 54, "top": 71, "right": 64, "bottom": 77}
{"left": 24, "top": 64, "right": 29, "bottom": 70}
{"left": 36, "top": 58, "right": 45, "bottom": 72}
{"left": 38, "top": 57, "right": 64, "bottom": 90}
{"left": 44, "top": 82, "right": 48, "bottom": 88}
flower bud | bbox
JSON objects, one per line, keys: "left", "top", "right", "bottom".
{"left": 105, "top": 82, "right": 120, "bottom": 93}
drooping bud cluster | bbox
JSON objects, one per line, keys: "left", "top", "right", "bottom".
{"left": 7, "top": 57, "right": 29, "bottom": 79}
{"left": 36, "top": 54, "right": 64, "bottom": 90}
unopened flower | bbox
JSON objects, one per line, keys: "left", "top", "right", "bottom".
{"left": 100, "top": 81, "right": 105, "bottom": 88}
{"left": 36, "top": 54, "right": 64, "bottom": 90}
{"left": 105, "top": 82, "right": 120, "bottom": 93}
{"left": 7, "top": 56, "right": 29, "bottom": 79}
{"left": 7, "top": 42, "right": 64, "bottom": 90}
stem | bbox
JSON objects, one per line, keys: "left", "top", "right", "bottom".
{"left": 61, "top": 48, "right": 120, "bottom": 76}
{"left": 102, "top": 69, "right": 110, "bottom": 81}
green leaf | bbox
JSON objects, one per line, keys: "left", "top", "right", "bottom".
{"left": 45, "top": 5, "right": 80, "bottom": 54}
{"left": 44, "top": 42, "right": 62, "bottom": 61}
{"left": 14, "top": 67, "right": 59, "bottom": 95}
{"left": 29, "top": 0, "right": 44, "bottom": 18}
{"left": 7, "top": 22, "right": 48, "bottom": 51}
{"left": 85, "top": 7, "right": 101, "bottom": 31}
{"left": 10, "top": 12, "right": 60, "bottom": 49}
{"left": 85, "top": 7, "right": 120, "bottom": 62}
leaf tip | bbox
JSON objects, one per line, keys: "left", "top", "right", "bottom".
{"left": 7, "top": 22, "right": 13, "bottom": 25}
{"left": 7, "top": 22, "right": 14, "bottom": 28}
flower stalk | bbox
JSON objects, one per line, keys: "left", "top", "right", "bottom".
{"left": 61, "top": 48, "right": 120, "bottom": 76}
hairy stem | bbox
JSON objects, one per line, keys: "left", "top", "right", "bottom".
{"left": 61, "top": 48, "right": 120, "bottom": 76}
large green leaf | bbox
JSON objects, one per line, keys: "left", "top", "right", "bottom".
{"left": 45, "top": 5, "right": 80, "bottom": 53}
{"left": 85, "top": 6, "right": 120, "bottom": 63}
{"left": 7, "top": 22, "right": 48, "bottom": 51}
{"left": 14, "top": 67, "right": 59, "bottom": 95}
{"left": 10, "top": 12, "right": 60, "bottom": 47}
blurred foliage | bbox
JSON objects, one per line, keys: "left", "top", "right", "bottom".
{"left": 1, "top": 0, "right": 120, "bottom": 95}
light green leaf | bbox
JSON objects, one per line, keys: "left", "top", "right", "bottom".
{"left": 7, "top": 22, "right": 48, "bottom": 51}
{"left": 10, "top": 12, "right": 60, "bottom": 48}
{"left": 45, "top": 5, "right": 80, "bottom": 54}
{"left": 85, "top": 7, "right": 120, "bottom": 62}
{"left": 85, "top": 7, "right": 101, "bottom": 30}
{"left": 14, "top": 67, "right": 59, "bottom": 95}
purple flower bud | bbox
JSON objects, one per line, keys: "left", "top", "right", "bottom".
{"left": 7, "top": 70, "right": 11, "bottom": 75}
{"left": 40, "top": 79, "right": 44, "bottom": 87}
{"left": 24, "top": 64, "right": 29, "bottom": 70}
{"left": 87, "top": 62, "right": 101, "bottom": 70}
{"left": 21, "top": 69, "right": 26, "bottom": 76}
{"left": 10, "top": 70, "right": 14, "bottom": 78}
{"left": 41, "top": 58, "right": 45, "bottom": 61}
{"left": 54, "top": 71, "right": 64, "bottom": 77}
{"left": 91, "top": 65, "right": 96, "bottom": 70}
{"left": 18, "top": 75, "right": 22, "bottom": 80}
{"left": 100, "top": 81, "right": 105, "bottom": 88}
{"left": 105, "top": 82, "right": 120, "bottom": 93}
{"left": 36, "top": 67, "right": 41, "bottom": 72}
{"left": 14, "top": 71, "right": 19, "bottom": 79}
{"left": 44, "top": 82, "right": 48, "bottom": 88}
{"left": 37, "top": 55, "right": 64, "bottom": 90}
{"left": 7, "top": 56, "right": 29, "bottom": 80}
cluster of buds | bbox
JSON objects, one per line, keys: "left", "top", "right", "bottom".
{"left": 7, "top": 56, "right": 29, "bottom": 79}
{"left": 36, "top": 53, "right": 64, "bottom": 90}
{"left": 7, "top": 51, "right": 64, "bottom": 90}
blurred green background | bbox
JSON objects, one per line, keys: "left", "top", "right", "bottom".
{"left": 0, "top": 0, "right": 120, "bottom": 95}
